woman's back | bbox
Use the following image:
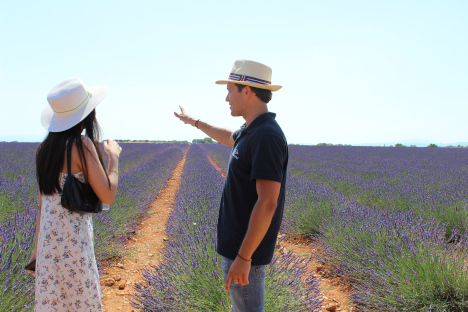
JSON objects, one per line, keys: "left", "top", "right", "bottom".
{"left": 60, "top": 139, "right": 83, "bottom": 175}
{"left": 34, "top": 170, "right": 102, "bottom": 312}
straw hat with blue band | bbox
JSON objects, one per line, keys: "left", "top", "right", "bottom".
{"left": 41, "top": 78, "right": 108, "bottom": 132}
{"left": 215, "top": 59, "right": 282, "bottom": 91}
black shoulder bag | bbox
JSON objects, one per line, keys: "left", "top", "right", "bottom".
{"left": 61, "top": 137, "right": 103, "bottom": 214}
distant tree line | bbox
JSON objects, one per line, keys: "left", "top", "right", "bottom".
{"left": 389, "top": 143, "right": 468, "bottom": 148}
{"left": 116, "top": 138, "right": 218, "bottom": 144}
{"left": 115, "top": 139, "right": 190, "bottom": 144}
{"left": 108, "top": 139, "right": 468, "bottom": 148}
{"left": 192, "top": 137, "right": 218, "bottom": 144}
{"left": 316, "top": 143, "right": 352, "bottom": 146}
{"left": 443, "top": 145, "right": 468, "bottom": 148}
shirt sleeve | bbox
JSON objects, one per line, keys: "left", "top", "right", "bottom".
{"left": 250, "top": 133, "right": 285, "bottom": 183}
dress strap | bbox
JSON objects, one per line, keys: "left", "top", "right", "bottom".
{"left": 66, "top": 137, "right": 74, "bottom": 176}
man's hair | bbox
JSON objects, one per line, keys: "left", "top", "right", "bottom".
{"left": 235, "top": 83, "right": 272, "bottom": 104}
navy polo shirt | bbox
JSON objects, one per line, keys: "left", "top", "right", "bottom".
{"left": 217, "top": 112, "right": 289, "bottom": 265}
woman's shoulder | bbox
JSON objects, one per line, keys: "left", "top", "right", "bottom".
{"left": 80, "top": 135, "right": 93, "bottom": 145}
{"left": 68, "top": 135, "right": 92, "bottom": 147}
{"left": 79, "top": 136, "right": 97, "bottom": 152}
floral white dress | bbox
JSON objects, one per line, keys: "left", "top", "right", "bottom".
{"left": 34, "top": 172, "right": 102, "bottom": 312}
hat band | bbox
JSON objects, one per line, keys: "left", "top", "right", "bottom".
{"left": 228, "top": 73, "right": 271, "bottom": 85}
{"left": 53, "top": 92, "right": 92, "bottom": 115}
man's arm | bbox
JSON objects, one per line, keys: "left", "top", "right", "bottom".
{"left": 224, "top": 179, "right": 281, "bottom": 291}
{"left": 174, "top": 106, "right": 235, "bottom": 147}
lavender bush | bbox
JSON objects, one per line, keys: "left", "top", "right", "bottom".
{"left": 0, "top": 212, "right": 37, "bottom": 311}
{"left": 133, "top": 144, "right": 322, "bottom": 311}
{"left": 0, "top": 143, "right": 39, "bottom": 311}
{"left": 321, "top": 206, "right": 468, "bottom": 311}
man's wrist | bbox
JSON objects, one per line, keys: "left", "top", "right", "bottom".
{"left": 237, "top": 253, "right": 252, "bottom": 262}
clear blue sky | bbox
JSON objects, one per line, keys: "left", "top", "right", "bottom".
{"left": 1, "top": 0, "right": 467, "bottom": 145}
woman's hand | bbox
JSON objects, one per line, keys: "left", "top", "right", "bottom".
{"left": 26, "top": 253, "right": 36, "bottom": 277}
{"left": 103, "top": 139, "right": 122, "bottom": 157}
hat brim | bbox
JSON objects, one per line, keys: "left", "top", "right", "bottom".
{"left": 215, "top": 79, "right": 282, "bottom": 91}
{"left": 41, "top": 85, "right": 108, "bottom": 132}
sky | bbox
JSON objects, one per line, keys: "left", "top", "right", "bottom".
{"left": 0, "top": 0, "right": 467, "bottom": 145}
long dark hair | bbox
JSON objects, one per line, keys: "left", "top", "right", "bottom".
{"left": 36, "top": 110, "right": 108, "bottom": 195}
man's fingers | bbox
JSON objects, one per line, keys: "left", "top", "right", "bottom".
{"left": 240, "top": 276, "right": 249, "bottom": 286}
{"left": 226, "top": 273, "right": 249, "bottom": 289}
{"left": 237, "top": 275, "right": 248, "bottom": 286}
{"left": 225, "top": 276, "right": 232, "bottom": 292}
{"left": 174, "top": 112, "right": 188, "bottom": 124}
{"left": 174, "top": 112, "right": 186, "bottom": 122}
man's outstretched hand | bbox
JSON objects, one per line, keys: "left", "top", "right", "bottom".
{"left": 174, "top": 105, "right": 235, "bottom": 147}
{"left": 174, "top": 106, "right": 196, "bottom": 126}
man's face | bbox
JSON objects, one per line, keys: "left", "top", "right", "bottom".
{"left": 226, "top": 82, "right": 245, "bottom": 117}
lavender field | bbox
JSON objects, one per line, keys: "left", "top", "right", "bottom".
{"left": 1, "top": 143, "right": 468, "bottom": 311}
{"left": 203, "top": 144, "right": 468, "bottom": 311}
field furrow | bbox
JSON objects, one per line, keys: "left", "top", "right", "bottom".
{"left": 101, "top": 146, "right": 189, "bottom": 312}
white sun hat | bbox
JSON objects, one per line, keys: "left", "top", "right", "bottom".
{"left": 215, "top": 59, "right": 282, "bottom": 91}
{"left": 41, "top": 78, "right": 108, "bottom": 132}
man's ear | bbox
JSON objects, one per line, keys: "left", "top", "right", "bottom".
{"left": 244, "top": 86, "right": 252, "bottom": 99}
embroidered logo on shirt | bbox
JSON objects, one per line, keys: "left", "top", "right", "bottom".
{"left": 232, "top": 148, "right": 239, "bottom": 160}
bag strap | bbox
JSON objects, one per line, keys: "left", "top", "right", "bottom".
{"left": 66, "top": 137, "right": 73, "bottom": 176}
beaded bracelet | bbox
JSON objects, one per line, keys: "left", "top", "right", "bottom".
{"left": 237, "top": 253, "right": 252, "bottom": 262}
{"left": 107, "top": 169, "right": 119, "bottom": 176}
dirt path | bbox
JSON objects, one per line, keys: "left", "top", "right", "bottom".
{"left": 277, "top": 235, "right": 354, "bottom": 312}
{"left": 207, "top": 155, "right": 354, "bottom": 312}
{"left": 100, "top": 148, "right": 188, "bottom": 312}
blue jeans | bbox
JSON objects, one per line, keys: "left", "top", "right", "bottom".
{"left": 221, "top": 256, "right": 266, "bottom": 312}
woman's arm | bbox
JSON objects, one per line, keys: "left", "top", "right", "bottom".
{"left": 82, "top": 137, "right": 122, "bottom": 205}
{"left": 27, "top": 191, "right": 42, "bottom": 276}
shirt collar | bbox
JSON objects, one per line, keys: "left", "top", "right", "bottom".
{"left": 241, "top": 112, "right": 276, "bottom": 134}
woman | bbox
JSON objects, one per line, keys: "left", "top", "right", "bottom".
{"left": 28, "top": 77, "right": 122, "bottom": 312}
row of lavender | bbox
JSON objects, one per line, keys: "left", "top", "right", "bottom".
{"left": 0, "top": 143, "right": 42, "bottom": 311}
{"left": 287, "top": 146, "right": 468, "bottom": 236}
{"left": 0, "top": 142, "right": 186, "bottom": 311}
{"left": 133, "top": 144, "right": 322, "bottom": 311}
{"left": 202, "top": 144, "right": 468, "bottom": 311}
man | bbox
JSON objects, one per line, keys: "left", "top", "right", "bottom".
{"left": 174, "top": 59, "right": 288, "bottom": 312}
